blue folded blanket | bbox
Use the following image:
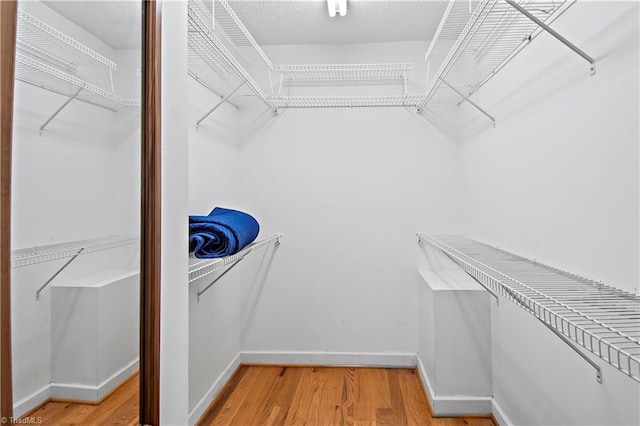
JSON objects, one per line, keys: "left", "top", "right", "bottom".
{"left": 189, "top": 207, "right": 260, "bottom": 259}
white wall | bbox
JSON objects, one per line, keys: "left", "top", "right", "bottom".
{"left": 160, "top": 1, "right": 190, "bottom": 424}
{"left": 457, "top": 2, "right": 640, "bottom": 424}
{"left": 233, "top": 43, "right": 463, "bottom": 355}
{"left": 11, "top": 1, "right": 141, "bottom": 415}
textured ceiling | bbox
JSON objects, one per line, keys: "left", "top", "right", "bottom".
{"left": 41, "top": 0, "right": 446, "bottom": 50}
{"left": 42, "top": 0, "right": 141, "bottom": 50}
{"left": 229, "top": 1, "right": 448, "bottom": 45}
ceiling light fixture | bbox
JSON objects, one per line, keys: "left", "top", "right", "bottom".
{"left": 327, "top": 0, "right": 347, "bottom": 17}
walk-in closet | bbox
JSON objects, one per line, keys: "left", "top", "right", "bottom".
{"left": 1, "top": 0, "right": 638, "bottom": 425}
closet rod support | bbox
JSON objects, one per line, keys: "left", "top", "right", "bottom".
{"left": 35, "top": 247, "right": 85, "bottom": 300}
{"left": 196, "top": 81, "right": 245, "bottom": 128}
{"left": 505, "top": 0, "right": 596, "bottom": 75}
{"left": 188, "top": 71, "right": 240, "bottom": 110}
{"left": 439, "top": 78, "right": 495, "bottom": 126}
{"left": 197, "top": 252, "right": 249, "bottom": 302}
{"left": 39, "top": 86, "right": 84, "bottom": 135}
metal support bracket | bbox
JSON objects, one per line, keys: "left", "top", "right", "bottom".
{"left": 40, "top": 86, "right": 84, "bottom": 135}
{"left": 196, "top": 80, "right": 245, "bottom": 129}
{"left": 197, "top": 252, "right": 249, "bottom": 302}
{"left": 440, "top": 78, "right": 496, "bottom": 126}
{"left": 505, "top": 287, "right": 603, "bottom": 383}
{"left": 188, "top": 71, "right": 240, "bottom": 110}
{"left": 506, "top": 0, "right": 596, "bottom": 76}
{"left": 35, "top": 247, "right": 85, "bottom": 300}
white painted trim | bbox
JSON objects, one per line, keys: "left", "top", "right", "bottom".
{"left": 50, "top": 358, "right": 139, "bottom": 402}
{"left": 416, "top": 356, "right": 493, "bottom": 416}
{"left": 492, "top": 398, "right": 513, "bottom": 426}
{"left": 13, "top": 384, "right": 51, "bottom": 418}
{"left": 240, "top": 351, "right": 417, "bottom": 368}
{"left": 188, "top": 353, "right": 242, "bottom": 426}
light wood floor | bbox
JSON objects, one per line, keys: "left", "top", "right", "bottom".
{"left": 21, "top": 373, "right": 138, "bottom": 425}
{"left": 23, "top": 366, "right": 496, "bottom": 425}
{"left": 198, "top": 366, "right": 496, "bottom": 426}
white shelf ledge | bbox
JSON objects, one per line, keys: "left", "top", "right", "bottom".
{"left": 418, "top": 234, "right": 640, "bottom": 384}
{"left": 12, "top": 235, "right": 139, "bottom": 268}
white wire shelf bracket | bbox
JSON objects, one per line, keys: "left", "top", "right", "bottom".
{"left": 267, "top": 95, "right": 425, "bottom": 109}
{"left": 15, "top": 53, "right": 140, "bottom": 133}
{"left": 12, "top": 235, "right": 139, "bottom": 269}
{"left": 187, "top": 1, "right": 274, "bottom": 121}
{"left": 17, "top": 9, "right": 117, "bottom": 71}
{"left": 189, "top": 233, "right": 282, "bottom": 301}
{"left": 417, "top": 234, "right": 640, "bottom": 384}
{"left": 418, "top": 0, "right": 590, "bottom": 116}
{"left": 275, "top": 63, "right": 412, "bottom": 93}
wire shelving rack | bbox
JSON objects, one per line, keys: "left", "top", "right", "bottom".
{"left": 268, "top": 95, "right": 425, "bottom": 109}
{"left": 417, "top": 234, "right": 640, "bottom": 384}
{"left": 417, "top": 0, "right": 591, "bottom": 119}
{"left": 15, "top": 8, "right": 140, "bottom": 132}
{"left": 275, "top": 63, "right": 412, "bottom": 90}
{"left": 15, "top": 53, "right": 138, "bottom": 113}
{"left": 189, "top": 233, "right": 282, "bottom": 284}
{"left": 12, "top": 235, "right": 139, "bottom": 269}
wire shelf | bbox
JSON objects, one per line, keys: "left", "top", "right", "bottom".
{"left": 419, "top": 0, "right": 575, "bottom": 109}
{"left": 214, "top": 0, "right": 273, "bottom": 71}
{"left": 12, "top": 235, "right": 139, "bottom": 268}
{"left": 15, "top": 53, "right": 139, "bottom": 112}
{"left": 189, "top": 233, "right": 282, "bottom": 283}
{"left": 188, "top": 0, "right": 272, "bottom": 107}
{"left": 17, "top": 9, "right": 117, "bottom": 72}
{"left": 418, "top": 234, "right": 640, "bottom": 383}
{"left": 276, "top": 63, "right": 412, "bottom": 88}
{"left": 268, "top": 95, "right": 425, "bottom": 109}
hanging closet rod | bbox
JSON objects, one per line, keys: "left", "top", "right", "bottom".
{"left": 505, "top": 0, "right": 595, "bottom": 75}
{"left": 417, "top": 234, "right": 640, "bottom": 384}
{"left": 189, "top": 233, "right": 282, "bottom": 285}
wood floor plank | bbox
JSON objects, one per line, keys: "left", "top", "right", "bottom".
{"left": 386, "top": 368, "right": 409, "bottom": 426}
{"left": 340, "top": 367, "right": 357, "bottom": 426}
{"left": 316, "top": 367, "right": 344, "bottom": 426}
{"left": 211, "top": 366, "right": 263, "bottom": 426}
{"left": 398, "top": 369, "right": 432, "bottom": 426}
{"left": 283, "top": 367, "right": 319, "bottom": 425}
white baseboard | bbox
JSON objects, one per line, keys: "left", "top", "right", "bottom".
{"left": 188, "top": 353, "right": 242, "bottom": 426}
{"left": 240, "top": 351, "right": 417, "bottom": 368}
{"left": 416, "top": 356, "right": 492, "bottom": 416}
{"left": 492, "top": 398, "right": 512, "bottom": 426}
{"left": 13, "top": 384, "right": 51, "bottom": 418}
{"left": 50, "top": 358, "right": 139, "bottom": 402}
